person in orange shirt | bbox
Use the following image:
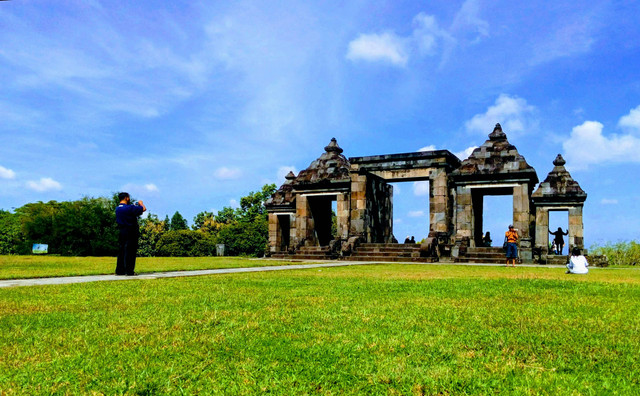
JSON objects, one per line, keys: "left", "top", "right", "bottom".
{"left": 504, "top": 225, "right": 519, "bottom": 267}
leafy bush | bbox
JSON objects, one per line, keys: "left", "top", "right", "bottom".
{"left": 590, "top": 241, "right": 640, "bottom": 266}
{"left": 156, "top": 230, "right": 217, "bottom": 257}
{"left": 215, "top": 218, "right": 268, "bottom": 257}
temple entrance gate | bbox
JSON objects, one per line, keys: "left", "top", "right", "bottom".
{"left": 266, "top": 125, "right": 587, "bottom": 264}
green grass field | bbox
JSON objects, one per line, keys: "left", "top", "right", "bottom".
{"left": 1, "top": 263, "right": 639, "bottom": 395}
{"left": 0, "top": 255, "right": 307, "bottom": 280}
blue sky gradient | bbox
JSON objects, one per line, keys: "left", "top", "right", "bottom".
{"left": 1, "top": 1, "right": 640, "bottom": 246}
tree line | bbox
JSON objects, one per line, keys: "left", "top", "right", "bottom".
{"left": 0, "top": 184, "right": 276, "bottom": 257}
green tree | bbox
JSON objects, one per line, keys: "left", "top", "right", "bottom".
{"left": 156, "top": 230, "right": 217, "bottom": 257}
{"left": 0, "top": 210, "right": 27, "bottom": 254}
{"left": 215, "top": 217, "right": 268, "bottom": 257}
{"left": 170, "top": 211, "right": 188, "bottom": 231}
{"left": 237, "top": 183, "right": 277, "bottom": 222}
{"left": 215, "top": 207, "right": 236, "bottom": 224}
{"left": 15, "top": 197, "right": 118, "bottom": 256}
{"left": 138, "top": 214, "right": 168, "bottom": 257}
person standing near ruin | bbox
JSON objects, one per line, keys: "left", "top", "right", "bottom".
{"left": 115, "top": 192, "right": 146, "bottom": 276}
{"left": 504, "top": 225, "right": 519, "bottom": 267}
{"left": 483, "top": 231, "right": 492, "bottom": 247}
{"left": 549, "top": 227, "right": 569, "bottom": 255}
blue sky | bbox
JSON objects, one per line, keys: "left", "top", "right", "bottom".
{"left": 1, "top": 0, "right": 640, "bottom": 247}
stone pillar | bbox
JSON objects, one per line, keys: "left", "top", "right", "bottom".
{"left": 513, "top": 184, "right": 534, "bottom": 262}
{"left": 349, "top": 174, "right": 367, "bottom": 239}
{"left": 429, "top": 168, "right": 449, "bottom": 234}
{"left": 295, "top": 195, "right": 316, "bottom": 246}
{"left": 268, "top": 213, "right": 279, "bottom": 253}
{"left": 534, "top": 207, "right": 549, "bottom": 254}
{"left": 337, "top": 192, "right": 350, "bottom": 239}
{"left": 512, "top": 184, "right": 531, "bottom": 238}
{"left": 455, "top": 186, "right": 472, "bottom": 240}
{"left": 568, "top": 205, "right": 584, "bottom": 250}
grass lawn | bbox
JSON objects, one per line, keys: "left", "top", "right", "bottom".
{"left": 1, "top": 263, "right": 639, "bottom": 394}
{"left": 0, "top": 255, "right": 309, "bottom": 280}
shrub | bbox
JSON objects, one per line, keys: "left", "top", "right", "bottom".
{"left": 156, "top": 230, "right": 217, "bottom": 257}
{"left": 590, "top": 241, "right": 640, "bottom": 266}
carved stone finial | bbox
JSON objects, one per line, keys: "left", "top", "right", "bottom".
{"left": 488, "top": 123, "right": 506, "bottom": 141}
{"left": 553, "top": 154, "right": 566, "bottom": 167}
{"left": 285, "top": 171, "right": 296, "bottom": 180}
{"left": 324, "top": 137, "right": 343, "bottom": 154}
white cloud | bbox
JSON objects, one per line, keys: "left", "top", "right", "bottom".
{"left": 454, "top": 146, "right": 477, "bottom": 160}
{"left": 0, "top": 166, "right": 16, "bottom": 179}
{"left": 465, "top": 94, "right": 537, "bottom": 136}
{"left": 229, "top": 199, "right": 239, "bottom": 208}
{"left": 530, "top": 19, "right": 595, "bottom": 66}
{"left": 26, "top": 177, "right": 62, "bottom": 192}
{"left": 120, "top": 183, "right": 159, "bottom": 195}
{"left": 144, "top": 183, "right": 159, "bottom": 192}
{"left": 412, "top": 13, "right": 455, "bottom": 56}
{"left": 346, "top": 32, "right": 408, "bottom": 66}
{"left": 413, "top": 181, "right": 429, "bottom": 196}
{"left": 418, "top": 145, "right": 436, "bottom": 152}
{"left": 618, "top": 105, "right": 640, "bottom": 131}
{"left": 601, "top": 198, "right": 618, "bottom": 205}
{"left": 346, "top": 12, "right": 456, "bottom": 67}
{"left": 277, "top": 166, "right": 297, "bottom": 183}
{"left": 562, "top": 121, "right": 640, "bottom": 170}
{"left": 450, "top": 0, "right": 489, "bottom": 43}
{"left": 214, "top": 167, "right": 242, "bottom": 180}
{"left": 408, "top": 210, "right": 426, "bottom": 217}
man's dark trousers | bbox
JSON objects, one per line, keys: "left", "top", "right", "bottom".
{"left": 116, "top": 226, "right": 139, "bottom": 275}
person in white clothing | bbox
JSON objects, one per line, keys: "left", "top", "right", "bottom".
{"left": 566, "top": 247, "right": 589, "bottom": 274}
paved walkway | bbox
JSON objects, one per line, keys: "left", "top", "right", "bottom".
{"left": 0, "top": 260, "right": 569, "bottom": 289}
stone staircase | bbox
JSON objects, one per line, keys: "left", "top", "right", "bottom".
{"left": 454, "top": 247, "right": 507, "bottom": 264}
{"left": 271, "top": 246, "right": 333, "bottom": 260}
{"left": 545, "top": 254, "right": 569, "bottom": 266}
{"left": 347, "top": 243, "right": 436, "bottom": 263}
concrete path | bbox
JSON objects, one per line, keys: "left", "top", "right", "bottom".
{"left": 0, "top": 260, "right": 569, "bottom": 289}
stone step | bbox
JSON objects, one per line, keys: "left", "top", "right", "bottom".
{"left": 350, "top": 252, "right": 420, "bottom": 258}
{"left": 355, "top": 248, "right": 420, "bottom": 254}
{"left": 343, "top": 256, "right": 436, "bottom": 263}
{"left": 466, "top": 247, "right": 505, "bottom": 254}
{"left": 360, "top": 243, "right": 420, "bottom": 248}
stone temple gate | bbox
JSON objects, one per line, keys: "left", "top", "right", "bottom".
{"left": 266, "top": 124, "right": 586, "bottom": 263}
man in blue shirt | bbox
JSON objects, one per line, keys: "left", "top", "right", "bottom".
{"left": 115, "top": 192, "right": 146, "bottom": 275}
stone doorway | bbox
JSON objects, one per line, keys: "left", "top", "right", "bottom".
{"left": 307, "top": 194, "right": 338, "bottom": 247}
{"left": 480, "top": 194, "right": 513, "bottom": 247}
{"left": 548, "top": 210, "right": 570, "bottom": 255}
{"left": 470, "top": 187, "right": 515, "bottom": 247}
{"left": 390, "top": 181, "right": 430, "bottom": 243}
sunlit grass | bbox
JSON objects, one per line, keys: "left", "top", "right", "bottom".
{"left": 1, "top": 264, "right": 639, "bottom": 394}
{"left": 0, "top": 255, "right": 309, "bottom": 280}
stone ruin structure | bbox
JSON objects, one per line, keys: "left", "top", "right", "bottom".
{"left": 266, "top": 124, "right": 587, "bottom": 263}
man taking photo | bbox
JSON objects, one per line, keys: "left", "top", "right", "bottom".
{"left": 115, "top": 192, "right": 146, "bottom": 276}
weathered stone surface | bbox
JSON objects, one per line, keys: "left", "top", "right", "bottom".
{"left": 265, "top": 171, "right": 296, "bottom": 210}
{"left": 292, "top": 138, "right": 351, "bottom": 189}
{"left": 450, "top": 124, "right": 538, "bottom": 184}
{"left": 531, "top": 154, "right": 587, "bottom": 203}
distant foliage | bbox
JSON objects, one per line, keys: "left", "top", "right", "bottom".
{"left": 590, "top": 241, "right": 640, "bottom": 266}
{"left": 138, "top": 214, "right": 168, "bottom": 257}
{"left": 0, "top": 210, "right": 28, "bottom": 254}
{"left": 14, "top": 197, "right": 118, "bottom": 256}
{"left": 169, "top": 211, "right": 189, "bottom": 231}
{"left": 156, "top": 230, "right": 217, "bottom": 257}
{"left": 1, "top": 184, "right": 277, "bottom": 258}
